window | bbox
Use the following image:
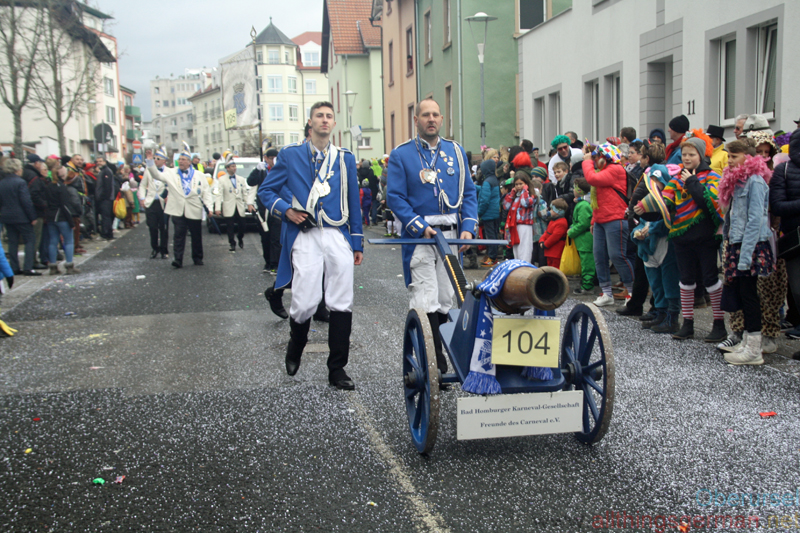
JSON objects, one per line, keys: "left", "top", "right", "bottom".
{"left": 358, "top": 136, "right": 371, "bottom": 149}
{"left": 268, "top": 49, "right": 279, "bottom": 64}
{"left": 303, "top": 51, "right": 320, "bottom": 66}
{"left": 720, "top": 37, "right": 736, "bottom": 121}
{"left": 290, "top": 133, "right": 300, "bottom": 144}
{"left": 588, "top": 80, "right": 600, "bottom": 141}
{"left": 267, "top": 75, "right": 282, "bottom": 93}
{"left": 272, "top": 133, "right": 284, "bottom": 146}
{"left": 610, "top": 73, "right": 621, "bottom": 138}
{"left": 106, "top": 105, "right": 116, "bottom": 124}
{"left": 171, "top": 119, "right": 177, "bottom": 126}
{"left": 548, "top": 91, "right": 561, "bottom": 141}
{"left": 154, "top": 87, "right": 160, "bottom": 95}
{"left": 533, "top": 96, "right": 545, "bottom": 149}
{"left": 103, "top": 77, "right": 114, "bottom": 96}
{"left": 171, "top": 86, "right": 175, "bottom": 93}
{"left": 256, "top": 77, "right": 262, "bottom": 92}
{"left": 289, "top": 105, "right": 299, "bottom": 121}
{"left": 388, "top": 41, "right": 394, "bottom": 84}
{"left": 269, "top": 104, "right": 283, "bottom": 121}
{"left": 305, "top": 79, "right": 316, "bottom": 94}
{"left": 424, "top": 10, "right": 433, "bottom": 63}
{"left": 285, "top": 50, "right": 290, "bottom": 64}
{"left": 444, "top": 84, "right": 452, "bottom": 138}
{"left": 756, "top": 23, "right": 777, "bottom": 117}
{"left": 406, "top": 27, "right": 414, "bottom": 72}
{"left": 408, "top": 104, "right": 414, "bottom": 140}
{"left": 124, "top": 95, "right": 132, "bottom": 106}
{"left": 390, "top": 112, "right": 396, "bottom": 149}
{"left": 288, "top": 77, "right": 297, "bottom": 94}
{"left": 156, "top": 101, "right": 161, "bottom": 108}
{"left": 337, "top": 82, "right": 340, "bottom": 113}
{"left": 443, "top": 0, "right": 451, "bottom": 46}
{"left": 257, "top": 51, "right": 263, "bottom": 64}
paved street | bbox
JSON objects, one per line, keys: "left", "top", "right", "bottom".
{"left": 2, "top": 221, "right": 800, "bottom": 532}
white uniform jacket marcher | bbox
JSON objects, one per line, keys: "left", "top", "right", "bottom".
{"left": 145, "top": 161, "right": 213, "bottom": 220}
{"left": 138, "top": 166, "right": 167, "bottom": 209}
{"left": 213, "top": 173, "right": 249, "bottom": 217}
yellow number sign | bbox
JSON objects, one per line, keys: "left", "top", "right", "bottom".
{"left": 224, "top": 109, "right": 237, "bottom": 130}
{"left": 491, "top": 316, "right": 560, "bottom": 368}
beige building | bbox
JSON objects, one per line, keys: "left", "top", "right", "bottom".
{"left": 189, "top": 86, "right": 225, "bottom": 161}
{"left": 149, "top": 69, "right": 213, "bottom": 120}
{"left": 371, "top": 0, "right": 417, "bottom": 151}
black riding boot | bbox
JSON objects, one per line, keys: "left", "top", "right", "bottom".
{"left": 265, "top": 286, "right": 288, "bottom": 319}
{"left": 328, "top": 311, "right": 354, "bottom": 390}
{"left": 427, "top": 312, "right": 449, "bottom": 374}
{"left": 286, "top": 318, "right": 310, "bottom": 376}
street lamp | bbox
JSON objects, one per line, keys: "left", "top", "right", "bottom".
{"left": 465, "top": 11, "right": 497, "bottom": 148}
{"left": 344, "top": 90, "right": 358, "bottom": 153}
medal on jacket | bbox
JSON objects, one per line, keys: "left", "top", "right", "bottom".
{"left": 419, "top": 168, "right": 436, "bottom": 184}
{"left": 313, "top": 180, "right": 331, "bottom": 197}
{"left": 415, "top": 136, "right": 440, "bottom": 185}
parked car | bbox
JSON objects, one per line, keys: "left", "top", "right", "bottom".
{"left": 206, "top": 157, "right": 262, "bottom": 233}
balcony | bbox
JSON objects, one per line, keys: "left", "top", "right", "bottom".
{"left": 126, "top": 129, "right": 141, "bottom": 141}
{"left": 125, "top": 106, "right": 141, "bottom": 119}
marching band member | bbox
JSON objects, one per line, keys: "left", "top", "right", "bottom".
{"left": 214, "top": 154, "right": 249, "bottom": 252}
{"left": 138, "top": 145, "right": 170, "bottom": 259}
{"left": 258, "top": 101, "right": 363, "bottom": 390}
{"left": 144, "top": 142, "right": 213, "bottom": 269}
{"left": 386, "top": 98, "right": 478, "bottom": 376}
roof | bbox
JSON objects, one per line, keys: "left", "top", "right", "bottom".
{"left": 119, "top": 85, "right": 136, "bottom": 95}
{"left": 292, "top": 31, "right": 322, "bottom": 46}
{"left": 252, "top": 18, "right": 296, "bottom": 46}
{"left": 81, "top": 4, "right": 113, "bottom": 20}
{"left": 321, "top": 0, "right": 378, "bottom": 72}
{"left": 187, "top": 85, "right": 220, "bottom": 101}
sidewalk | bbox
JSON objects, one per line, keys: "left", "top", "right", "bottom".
{"left": 1, "top": 225, "right": 136, "bottom": 317}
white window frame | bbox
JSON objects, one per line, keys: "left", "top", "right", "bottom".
{"left": 271, "top": 132, "right": 285, "bottom": 146}
{"left": 267, "top": 75, "right": 282, "bottom": 93}
{"left": 610, "top": 73, "right": 621, "bottom": 137}
{"left": 289, "top": 105, "right": 299, "bottom": 122}
{"left": 755, "top": 23, "right": 777, "bottom": 119}
{"left": 269, "top": 104, "right": 284, "bottom": 122}
{"left": 303, "top": 51, "right": 320, "bottom": 66}
{"left": 424, "top": 11, "right": 432, "bottom": 62}
{"left": 288, "top": 76, "right": 297, "bottom": 94}
{"left": 358, "top": 136, "right": 371, "bottom": 149}
{"left": 290, "top": 133, "right": 300, "bottom": 144}
{"left": 305, "top": 79, "right": 316, "bottom": 94}
{"left": 103, "top": 77, "right": 114, "bottom": 96}
{"left": 105, "top": 105, "right": 116, "bottom": 124}
{"left": 719, "top": 36, "right": 737, "bottom": 124}
{"left": 588, "top": 80, "right": 600, "bottom": 142}
{"left": 268, "top": 49, "right": 279, "bottom": 64}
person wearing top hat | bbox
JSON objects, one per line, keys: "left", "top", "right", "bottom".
{"left": 214, "top": 154, "right": 250, "bottom": 253}
{"left": 138, "top": 146, "right": 170, "bottom": 258}
{"left": 258, "top": 101, "right": 364, "bottom": 391}
{"left": 144, "top": 141, "right": 212, "bottom": 268}
{"left": 706, "top": 125, "right": 729, "bottom": 176}
{"left": 247, "top": 145, "right": 280, "bottom": 272}
{"left": 386, "top": 97, "right": 478, "bottom": 377}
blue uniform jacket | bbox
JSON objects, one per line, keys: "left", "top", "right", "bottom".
{"left": 258, "top": 142, "right": 364, "bottom": 289}
{"left": 386, "top": 137, "right": 478, "bottom": 286}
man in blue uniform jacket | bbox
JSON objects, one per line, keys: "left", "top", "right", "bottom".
{"left": 258, "top": 101, "right": 364, "bottom": 390}
{"left": 386, "top": 98, "right": 478, "bottom": 377}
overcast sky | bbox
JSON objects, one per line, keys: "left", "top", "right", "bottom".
{"left": 101, "top": 0, "right": 325, "bottom": 121}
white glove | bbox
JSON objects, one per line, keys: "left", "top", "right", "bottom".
{"left": 256, "top": 161, "right": 267, "bottom": 171}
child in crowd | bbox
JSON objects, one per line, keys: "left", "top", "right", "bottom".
{"left": 568, "top": 178, "right": 595, "bottom": 294}
{"left": 360, "top": 179, "right": 372, "bottom": 227}
{"left": 499, "top": 178, "right": 513, "bottom": 259}
{"left": 539, "top": 198, "right": 569, "bottom": 268}
{"left": 529, "top": 177, "right": 549, "bottom": 266}
{"left": 659, "top": 130, "right": 726, "bottom": 342}
{"left": 552, "top": 161, "right": 575, "bottom": 222}
{"left": 718, "top": 139, "right": 775, "bottom": 364}
{"left": 503, "top": 170, "right": 536, "bottom": 264}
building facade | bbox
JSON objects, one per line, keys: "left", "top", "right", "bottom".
{"left": 518, "top": 0, "right": 797, "bottom": 151}
{"left": 146, "top": 109, "right": 196, "bottom": 159}
{"left": 189, "top": 86, "right": 225, "bottom": 161}
{"left": 119, "top": 85, "right": 141, "bottom": 160}
{"left": 322, "top": 0, "right": 385, "bottom": 158}
{"left": 149, "top": 69, "right": 212, "bottom": 120}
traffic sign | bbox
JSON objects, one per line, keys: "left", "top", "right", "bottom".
{"left": 132, "top": 153, "right": 142, "bottom": 164}
{"left": 132, "top": 140, "right": 142, "bottom": 151}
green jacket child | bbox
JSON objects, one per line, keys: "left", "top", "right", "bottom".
{"left": 567, "top": 177, "right": 596, "bottom": 293}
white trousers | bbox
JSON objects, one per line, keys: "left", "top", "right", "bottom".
{"left": 513, "top": 224, "right": 533, "bottom": 264}
{"left": 289, "top": 227, "right": 354, "bottom": 323}
{"left": 408, "top": 229, "right": 457, "bottom": 314}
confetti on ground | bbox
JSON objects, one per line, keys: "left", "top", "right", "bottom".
{"left": 24, "top": 449, "right": 32, "bottom": 454}
{"left": 113, "top": 476, "right": 125, "bottom": 484}
{"left": 759, "top": 411, "right": 777, "bottom": 418}
{"left": 136, "top": 275, "right": 146, "bottom": 280}
{"left": 92, "top": 478, "right": 105, "bottom": 485}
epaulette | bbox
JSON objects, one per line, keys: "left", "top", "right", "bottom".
{"left": 279, "top": 142, "right": 304, "bottom": 152}
{"left": 338, "top": 146, "right": 352, "bottom": 154}
{"left": 394, "top": 138, "right": 414, "bottom": 149}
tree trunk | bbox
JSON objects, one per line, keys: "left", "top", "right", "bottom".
{"left": 13, "top": 107, "right": 23, "bottom": 158}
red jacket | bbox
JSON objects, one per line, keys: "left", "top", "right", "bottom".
{"left": 539, "top": 217, "right": 568, "bottom": 258}
{"left": 582, "top": 159, "right": 627, "bottom": 224}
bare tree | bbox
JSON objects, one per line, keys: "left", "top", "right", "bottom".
{"left": 0, "top": 1, "right": 44, "bottom": 157}
{"left": 29, "top": 0, "right": 110, "bottom": 155}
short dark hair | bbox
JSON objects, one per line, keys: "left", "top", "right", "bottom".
{"left": 303, "top": 123, "right": 311, "bottom": 138}
{"left": 629, "top": 140, "right": 644, "bottom": 154}
{"left": 309, "top": 101, "right": 334, "bottom": 118}
{"left": 520, "top": 139, "right": 533, "bottom": 153}
{"left": 620, "top": 127, "right": 637, "bottom": 142}
{"left": 553, "top": 161, "right": 569, "bottom": 173}
{"left": 551, "top": 198, "right": 569, "bottom": 211}
{"left": 414, "top": 97, "right": 439, "bottom": 116}
{"left": 726, "top": 138, "right": 756, "bottom": 156}
{"left": 565, "top": 131, "right": 578, "bottom": 142}
{"left": 643, "top": 142, "right": 665, "bottom": 165}
{"left": 574, "top": 177, "right": 591, "bottom": 193}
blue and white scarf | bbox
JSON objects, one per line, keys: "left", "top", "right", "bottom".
{"left": 179, "top": 167, "right": 194, "bottom": 196}
{"left": 461, "top": 259, "right": 553, "bottom": 395}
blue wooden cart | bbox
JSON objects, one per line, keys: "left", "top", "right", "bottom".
{"left": 370, "top": 232, "right": 615, "bottom": 454}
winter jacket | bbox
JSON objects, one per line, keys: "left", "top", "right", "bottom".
{"left": 478, "top": 174, "right": 500, "bottom": 221}
{"left": 710, "top": 144, "right": 729, "bottom": 176}
{"left": 44, "top": 180, "right": 74, "bottom": 225}
{"left": 631, "top": 219, "right": 670, "bottom": 263}
{"left": 0, "top": 173, "right": 37, "bottom": 224}
{"left": 22, "top": 164, "right": 48, "bottom": 218}
{"left": 358, "top": 166, "right": 377, "bottom": 198}
{"left": 554, "top": 172, "right": 576, "bottom": 222}
{"left": 0, "top": 238, "right": 13, "bottom": 281}
{"left": 582, "top": 160, "right": 628, "bottom": 225}
{"left": 94, "top": 165, "right": 117, "bottom": 203}
{"left": 724, "top": 175, "right": 771, "bottom": 270}
{"left": 540, "top": 217, "right": 568, "bottom": 259}
{"left": 567, "top": 198, "right": 593, "bottom": 252}
{"left": 770, "top": 129, "right": 800, "bottom": 234}
{"left": 662, "top": 162, "right": 722, "bottom": 244}
{"left": 361, "top": 187, "right": 372, "bottom": 210}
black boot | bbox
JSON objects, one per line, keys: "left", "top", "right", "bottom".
{"left": 704, "top": 319, "right": 728, "bottom": 343}
{"left": 641, "top": 310, "right": 666, "bottom": 330}
{"left": 616, "top": 303, "right": 643, "bottom": 317}
{"left": 639, "top": 309, "right": 658, "bottom": 322}
{"left": 652, "top": 310, "right": 680, "bottom": 334}
{"left": 672, "top": 318, "right": 694, "bottom": 340}
{"left": 328, "top": 311, "right": 354, "bottom": 390}
{"left": 313, "top": 296, "right": 330, "bottom": 322}
{"left": 427, "top": 312, "right": 450, "bottom": 375}
{"left": 264, "top": 286, "right": 288, "bottom": 319}
{"left": 286, "top": 318, "right": 310, "bottom": 376}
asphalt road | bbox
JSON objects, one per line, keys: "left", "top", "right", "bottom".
{"left": 1, "top": 220, "right": 799, "bottom": 532}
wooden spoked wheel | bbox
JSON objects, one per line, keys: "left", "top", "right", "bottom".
{"left": 402, "top": 309, "right": 440, "bottom": 454}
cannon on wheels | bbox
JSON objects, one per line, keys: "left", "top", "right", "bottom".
{"left": 370, "top": 231, "right": 615, "bottom": 454}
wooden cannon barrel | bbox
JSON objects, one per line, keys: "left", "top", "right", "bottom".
{"left": 483, "top": 266, "right": 569, "bottom": 313}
